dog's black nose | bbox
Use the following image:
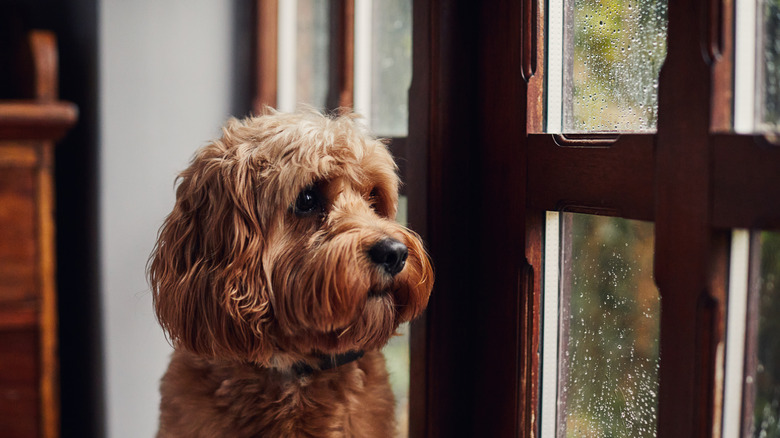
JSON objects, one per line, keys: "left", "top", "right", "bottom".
{"left": 369, "top": 238, "right": 408, "bottom": 276}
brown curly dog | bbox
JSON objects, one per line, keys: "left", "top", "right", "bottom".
{"left": 148, "top": 109, "right": 433, "bottom": 437}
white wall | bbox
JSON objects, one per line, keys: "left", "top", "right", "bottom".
{"left": 99, "top": 1, "right": 238, "bottom": 436}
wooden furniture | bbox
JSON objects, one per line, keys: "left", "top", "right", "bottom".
{"left": 0, "top": 30, "right": 77, "bottom": 438}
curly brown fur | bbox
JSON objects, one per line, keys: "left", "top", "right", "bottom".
{"left": 148, "top": 109, "right": 433, "bottom": 437}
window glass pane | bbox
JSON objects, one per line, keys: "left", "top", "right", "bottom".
{"left": 296, "top": 0, "right": 329, "bottom": 109}
{"left": 383, "top": 321, "right": 411, "bottom": 435}
{"left": 352, "top": 1, "right": 413, "bottom": 433}
{"left": 370, "top": 0, "right": 412, "bottom": 137}
{"left": 561, "top": 0, "right": 668, "bottom": 132}
{"left": 558, "top": 213, "right": 660, "bottom": 437}
{"left": 760, "top": 1, "right": 780, "bottom": 131}
{"left": 745, "top": 231, "right": 780, "bottom": 436}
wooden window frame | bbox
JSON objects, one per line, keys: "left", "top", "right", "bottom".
{"left": 254, "top": 0, "right": 408, "bottom": 186}
{"left": 254, "top": 0, "right": 354, "bottom": 112}
{"left": 408, "top": 0, "right": 780, "bottom": 437}
{"left": 254, "top": 0, "right": 780, "bottom": 436}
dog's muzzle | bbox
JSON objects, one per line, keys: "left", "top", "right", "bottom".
{"left": 368, "top": 238, "right": 408, "bottom": 276}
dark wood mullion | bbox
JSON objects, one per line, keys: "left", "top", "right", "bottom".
{"left": 526, "top": 0, "right": 545, "bottom": 132}
{"left": 408, "top": 0, "right": 483, "bottom": 437}
{"left": 471, "top": 0, "right": 530, "bottom": 436}
{"left": 705, "top": 0, "right": 780, "bottom": 232}
{"left": 407, "top": 0, "right": 433, "bottom": 435}
{"left": 325, "top": 0, "right": 354, "bottom": 111}
{"left": 654, "top": 0, "right": 717, "bottom": 436}
{"left": 705, "top": 232, "right": 730, "bottom": 436}
{"left": 711, "top": 134, "right": 780, "bottom": 229}
{"left": 523, "top": 213, "right": 544, "bottom": 438}
{"left": 522, "top": 3, "right": 545, "bottom": 436}
{"left": 386, "top": 137, "right": 407, "bottom": 194}
{"left": 526, "top": 134, "right": 655, "bottom": 221}
{"left": 254, "top": 0, "right": 278, "bottom": 112}
{"left": 710, "top": 0, "right": 735, "bottom": 132}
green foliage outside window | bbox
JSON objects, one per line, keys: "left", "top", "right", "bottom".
{"left": 570, "top": 0, "right": 667, "bottom": 132}
{"left": 762, "top": 0, "right": 780, "bottom": 129}
{"left": 562, "top": 214, "right": 659, "bottom": 438}
{"left": 753, "top": 232, "right": 780, "bottom": 437}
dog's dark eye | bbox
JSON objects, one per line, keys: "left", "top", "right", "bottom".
{"left": 294, "top": 187, "right": 322, "bottom": 216}
{"left": 368, "top": 188, "right": 384, "bottom": 215}
{"left": 368, "top": 188, "right": 379, "bottom": 204}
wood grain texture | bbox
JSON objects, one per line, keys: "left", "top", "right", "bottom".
{"left": 237, "top": 1, "right": 780, "bottom": 437}
{"left": 0, "top": 30, "right": 76, "bottom": 438}
{"left": 473, "top": 0, "right": 528, "bottom": 436}
{"left": 0, "top": 164, "right": 38, "bottom": 305}
{"left": 28, "top": 31, "right": 58, "bottom": 102}
{"left": 527, "top": 134, "right": 655, "bottom": 221}
{"left": 0, "top": 101, "right": 78, "bottom": 140}
{"left": 522, "top": 214, "right": 544, "bottom": 438}
{"left": 709, "top": 0, "right": 734, "bottom": 132}
{"left": 711, "top": 135, "right": 780, "bottom": 229}
{"left": 408, "top": 1, "right": 482, "bottom": 437}
{"left": 37, "top": 141, "right": 59, "bottom": 438}
{"left": 655, "top": 1, "right": 714, "bottom": 436}
{"left": 326, "top": 0, "right": 354, "bottom": 110}
{"left": 406, "top": 1, "right": 432, "bottom": 436}
{"left": 0, "top": 329, "right": 40, "bottom": 438}
{"left": 254, "top": 0, "right": 278, "bottom": 112}
{"left": 526, "top": 0, "right": 545, "bottom": 133}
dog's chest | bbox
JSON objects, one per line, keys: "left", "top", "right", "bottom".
{"left": 211, "top": 359, "right": 395, "bottom": 437}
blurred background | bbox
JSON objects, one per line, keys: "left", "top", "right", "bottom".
{"left": 1, "top": 0, "right": 417, "bottom": 436}
{"left": 2, "top": 1, "right": 254, "bottom": 437}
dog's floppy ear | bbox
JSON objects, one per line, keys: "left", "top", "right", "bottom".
{"left": 148, "top": 137, "right": 273, "bottom": 363}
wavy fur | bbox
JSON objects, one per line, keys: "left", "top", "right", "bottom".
{"left": 149, "top": 109, "right": 433, "bottom": 437}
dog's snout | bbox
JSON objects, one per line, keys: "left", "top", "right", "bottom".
{"left": 368, "top": 238, "right": 408, "bottom": 276}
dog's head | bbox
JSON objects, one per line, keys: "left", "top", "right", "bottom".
{"left": 149, "top": 110, "right": 433, "bottom": 366}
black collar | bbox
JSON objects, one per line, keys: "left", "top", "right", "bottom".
{"left": 292, "top": 350, "right": 365, "bottom": 377}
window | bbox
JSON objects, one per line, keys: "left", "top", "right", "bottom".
{"left": 531, "top": 0, "right": 780, "bottom": 436}
{"left": 406, "top": 0, "right": 780, "bottom": 437}
{"left": 735, "top": 0, "right": 780, "bottom": 134}
{"left": 254, "top": 1, "right": 414, "bottom": 435}
{"left": 542, "top": 212, "right": 660, "bottom": 437}
{"left": 724, "top": 230, "right": 780, "bottom": 437}
{"left": 255, "top": 0, "right": 780, "bottom": 437}
{"left": 540, "top": 2, "right": 668, "bottom": 433}
{"left": 746, "top": 232, "right": 780, "bottom": 436}
{"left": 546, "top": 0, "right": 668, "bottom": 133}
